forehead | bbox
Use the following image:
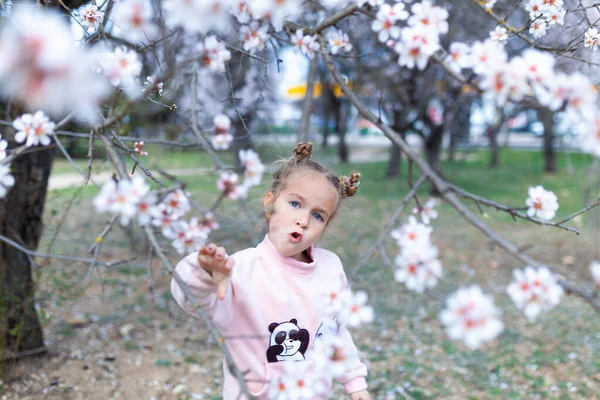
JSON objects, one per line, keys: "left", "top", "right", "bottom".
{"left": 281, "top": 172, "right": 338, "bottom": 212}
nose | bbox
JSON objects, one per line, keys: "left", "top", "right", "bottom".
{"left": 296, "top": 212, "right": 308, "bottom": 228}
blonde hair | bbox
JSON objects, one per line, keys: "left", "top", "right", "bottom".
{"left": 267, "top": 142, "right": 360, "bottom": 220}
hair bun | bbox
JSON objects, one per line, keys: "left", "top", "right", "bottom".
{"left": 293, "top": 142, "right": 313, "bottom": 162}
{"left": 339, "top": 171, "right": 361, "bottom": 198}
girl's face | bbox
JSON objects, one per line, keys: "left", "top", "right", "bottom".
{"left": 264, "top": 172, "right": 338, "bottom": 262}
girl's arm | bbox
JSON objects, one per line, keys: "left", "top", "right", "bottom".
{"left": 170, "top": 248, "right": 237, "bottom": 331}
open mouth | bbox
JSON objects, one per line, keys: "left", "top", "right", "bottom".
{"left": 289, "top": 232, "right": 302, "bottom": 243}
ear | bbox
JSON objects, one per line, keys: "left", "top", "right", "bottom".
{"left": 269, "top": 322, "right": 279, "bottom": 333}
{"left": 264, "top": 192, "right": 274, "bottom": 218}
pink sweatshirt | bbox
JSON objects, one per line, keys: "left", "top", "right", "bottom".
{"left": 171, "top": 234, "right": 368, "bottom": 399}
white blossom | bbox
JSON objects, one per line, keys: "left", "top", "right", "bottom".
{"left": 440, "top": 286, "right": 504, "bottom": 350}
{"left": 199, "top": 212, "right": 219, "bottom": 233}
{"left": 507, "top": 266, "right": 563, "bottom": 320}
{"left": 164, "top": 0, "right": 235, "bottom": 33}
{"left": 311, "top": 334, "right": 359, "bottom": 379}
{"left": 151, "top": 203, "right": 179, "bottom": 238}
{"left": 136, "top": 193, "right": 156, "bottom": 226}
{"left": 198, "top": 36, "right": 232, "bottom": 73}
{"left": 268, "top": 362, "right": 323, "bottom": 400}
{"left": 394, "top": 26, "right": 440, "bottom": 70}
{"left": 412, "top": 198, "right": 438, "bottom": 225}
{"left": 162, "top": 189, "right": 191, "bottom": 219}
{"left": 239, "top": 149, "right": 264, "bottom": 187}
{"left": 112, "top": 0, "right": 157, "bottom": 43}
{"left": 371, "top": 3, "right": 406, "bottom": 43}
{"left": 0, "top": 138, "right": 7, "bottom": 161}
{"left": 346, "top": 290, "right": 374, "bottom": 327}
{"left": 101, "top": 47, "right": 143, "bottom": 90}
{"left": 327, "top": 29, "right": 353, "bottom": 55}
{"left": 545, "top": 7, "right": 565, "bottom": 26}
{"left": 0, "top": 164, "right": 16, "bottom": 198}
{"left": 584, "top": 28, "right": 600, "bottom": 51}
{"left": 490, "top": 26, "right": 508, "bottom": 45}
{"left": 444, "top": 42, "right": 472, "bottom": 73}
{"left": 240, "top": 22, "right": 270, "bottom": 54}
{"left": 212, "top": 114, "right": 233, "bottom": 150}
{"left": 526, "top": 185, "right": 558, "bottom": 220}
{"left": 93, "top": 176, "right": 151, "bottom": 226}
{"left": 232, "top": 1, "right": 253, "bottom": 24}
{"left": 525, "top": 0, "right": 544, "bottom": 19}
{"left": 171, "top": 217, "right": 209, "bottom": 255}
{"left": 217, "top": 171, "right": 247, "bottom": 200}
{"left": 482, "top": 0, "right": 497, "bottom": 10}
{"left": 144, "top": 76, "right": 164, "bottom": 96}
{"left": 390, "top": 215, "right": 432, "bottom": 249}
{"left": 0, "top": 6, "right": 110, "bottom": 120}
{"left": 408, "top": 0, "right": 449, "bottom": 35}
{"left": 470, "top": 39, "right": 507, "bottom": 75}
{"left": 529, "top": 19, "right": 547, "bottom": 39}
{"left": 12, "top": 111, "right": 56, "bottom": 147}
{"left": 320, "top": 288, "right": 352, "bottom": 321}
{"left": 579, "top": 114, "right": 600, "bottom": 157}
{"left": 291, "top": 30, "right": 320, "bottom": 59}
{"left": 394, "top": 245, "right": 442, "bottom": 293}
{"left": 251, "top": 0, "right": 303, "bottom": 32}
{"left": 80, "top": 4, "right": 105, "bottom": 33}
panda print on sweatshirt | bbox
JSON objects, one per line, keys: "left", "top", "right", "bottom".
{"left": 266, "top": 319, "right": 310, "bottom": 363}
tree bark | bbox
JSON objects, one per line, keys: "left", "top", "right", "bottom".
{"left": 489, "top": 126, "right": 500, "bottom": 167}
{"left": 0, "top": 144, "right": 54, "bottom": 360}
{"left": 387, "top": 110, "right": 406, "bottom": 178}
{"left": 539, "top": 107, "right": 556, "bottom": 173}
{"left": 298, "top": 58, "right": 318, "bottom": 143}
{"left": 424, "top": 124, "right": 444, "bottom": 176}
{"left": 336, "top": 102, "right": 349, "bottom": 163}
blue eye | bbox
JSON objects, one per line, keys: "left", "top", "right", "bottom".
{"left": 313, "top": 212, "right": 323, "bottom": 222}
{"left": 290, "top": 201, "right": 300, "bottom": 208}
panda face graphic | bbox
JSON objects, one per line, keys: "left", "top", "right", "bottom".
{"left": 272, "top": 322, "right": 302, "bottom": 356}
{"left": 266, "top": 319, "right": 310, "bottom": 363}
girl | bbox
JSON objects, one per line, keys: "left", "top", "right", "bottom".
{"left": 171, "top": 142, "right": 372, "bottom": 400}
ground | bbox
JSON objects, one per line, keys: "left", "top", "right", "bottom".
{"left": 1, "top": 147, "right": 599, "bottom": 399}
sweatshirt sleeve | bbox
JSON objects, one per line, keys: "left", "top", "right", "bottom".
{"left": 170, "top": 252, "right": 236, "bottom": 331}
{"left": 335, "top": 263, "right": 368, "bottom": 394}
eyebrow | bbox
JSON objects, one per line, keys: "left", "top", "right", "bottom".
{"left": 289, "top": 193, "right": 330, "bottom": 217}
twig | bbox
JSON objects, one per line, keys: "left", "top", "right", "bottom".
{"left": 321, "top": 40, "right": 600, "bottom": 312}
{"left": 349, "top": 175, "right": 427, "bottom": 280}
{"left": 0, "top": 233, "right": 133, "bottom": 267}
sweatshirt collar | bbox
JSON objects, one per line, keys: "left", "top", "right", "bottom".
{"left": 257, "top": 234, "right": 316, "bottom": 276}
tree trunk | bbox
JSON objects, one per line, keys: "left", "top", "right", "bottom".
{"left": 387, "top": 110, "right": 406, "bottom": 178}
{"left": 337, "top": 102, "right": 349, "bottom": 163}
{"left": 298, "top": 58, "right": 318, "bottom": 143}
{"left": 489, "top": 126, "right": 499, "bottom": 167}
{"left": 0, "top": 145, "right": 54, "bottom": 362}
{"left": 539, "top": 108, "right": 556, "bottom": 173}
{"left": 448, "top": 98, "right": 471, "bottom": 162}
{"left": 424, "top": 124, "right": 444, "bottom": 176}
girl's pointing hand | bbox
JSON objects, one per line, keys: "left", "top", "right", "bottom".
{"left": 197, "top": 243, "right": 235, "bottom": 300}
